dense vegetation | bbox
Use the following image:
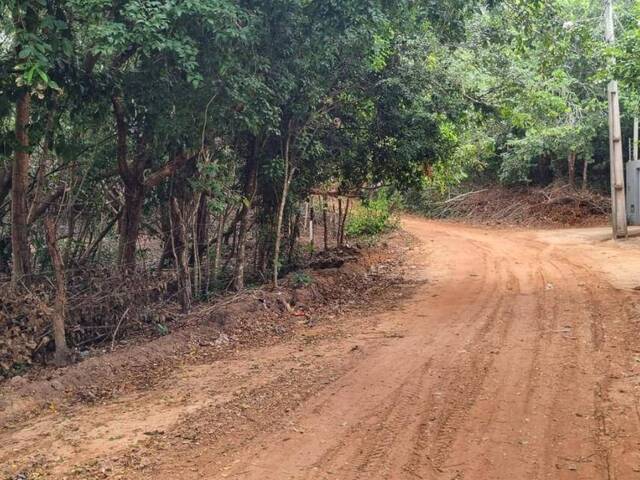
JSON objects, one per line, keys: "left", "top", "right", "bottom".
{"left": 1, "top": 0, "right": 639, "bottom": 368}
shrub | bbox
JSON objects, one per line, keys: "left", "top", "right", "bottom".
{"left": 292, "top": 271, "right": 313, "bottom": 288}
{"left": 346, "top": 194, "right": 398, "bottom": 238}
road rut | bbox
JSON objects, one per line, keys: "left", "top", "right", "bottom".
{"left": 4, "top": 217, "right": 640, "bottom": 479}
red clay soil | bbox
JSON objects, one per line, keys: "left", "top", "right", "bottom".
{"left": 4, "top": 216, "right": 640, "bottom": 479}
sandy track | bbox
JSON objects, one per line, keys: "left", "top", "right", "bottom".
{"left": 4, "top": 217, "right": 640, "bottom": 479}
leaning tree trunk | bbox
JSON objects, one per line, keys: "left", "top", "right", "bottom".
{"left": 567, "top": 151, "right": 577, "bottom": 188}
{"left": 11, "top": 90, "right": 32, "bottom": 286}
{"left": 339, "top": 198, "right": 350, "bottom": 246}
{"left": 81, "top": 209, "right": 122, "bottom": 263}
{"left": 44, "top": 215, "right": 71, "bottom": 366}
{"left": 273, "top": 161, "right": 296, "bottom": 287}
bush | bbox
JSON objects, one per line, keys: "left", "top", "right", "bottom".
{"left": 346, "top": 195, "right": 398, "bottom": 238}
{"left": 292, "top": 271, "right": 313, "bottom": 288}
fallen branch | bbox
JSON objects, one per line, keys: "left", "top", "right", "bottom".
{"left": 442, "top": 189, "right": 488, "bottom": 205}
{"left": 111, "top": 307, "right": 131, "bottom": 352}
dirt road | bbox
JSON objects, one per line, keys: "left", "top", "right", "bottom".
{"left": 4, "top": 217, "right": 640, "bottom": 479}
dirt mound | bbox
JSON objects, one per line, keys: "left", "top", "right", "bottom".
{"left": 431, "top": 185, "right": 609, "bottom": 228}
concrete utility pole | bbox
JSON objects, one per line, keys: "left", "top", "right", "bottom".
{"left": 605, "top": 0, "right": 628, "bottom": 238}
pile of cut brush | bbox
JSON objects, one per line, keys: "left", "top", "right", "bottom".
{"left": 431, "top": 185, "right": 610, "bottom": 228}
{"left": 0, "top": 237, "right": 405, "bottom": 380}
{"left": 0, "top": 269, "right": 178, "bottom": 378}
{"left": 0, "top": 286, "right": 52, "bottom": 376}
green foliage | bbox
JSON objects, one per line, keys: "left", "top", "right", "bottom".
{"left": 155, "top": 323, "right": 169, "bottom": 336}
{"left": 346, "top": 194, "right": 399, "bottom": 238}
{"left": 291, "top": 271, "right": 313, "bottom": 288}
{"left": 0, "top": 0, "right": 629, "bottom": 319}
{"left": 3, "top": 0, "right": 636, "bottom": 375}
{"left": 614, "top": 3, "right": 640, "bottom": 98}
{"left": 416, "top": 0, "right": 614, "bottom": 189}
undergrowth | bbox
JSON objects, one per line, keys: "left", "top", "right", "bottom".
{"left": 346, "top": 193, "right": 399, "bottom": 238}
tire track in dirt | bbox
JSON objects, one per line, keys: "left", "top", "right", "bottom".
{"left": 307, "top": 360, "right": 433, "bottom": 480}
{"left": 299, "top": 237, "right": 505, "bottom": 480}
{"left": 315, "top": 281, "right": 511, "bottom": 480}
{"left": 536, "top": 253, "right": 602, "bottom": 479}
{"left": 7, "top": 218, "right": 640, "bottom": 480}
{"left": 543, "top": 243, "right": 640, "bottom": 480}
{"left": 191, "top": 218, "right": 638, "bottom": 480}
{"left": 213, "top": 222, "right": 540, "bottom": 480}
{"left": 405, "top": 236, "right": 547, "bottom": 480}
{"left": 434, "top": 231, "right": 609, "bottom": 479}
{"left": 405, "top": 267, "right": 518, "bottom": 478}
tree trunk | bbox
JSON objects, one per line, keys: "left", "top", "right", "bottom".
{"left": 273, "top": 162, "right": 295, "bottom": 287}
{"left": 192, "top": 193, "right": 208, "bottom": 294}
{"left": 170, "top": 198, "right": 192, "bottom": 313}
{"left": 11, "top": 90, "right": 32, "bottom": 286}
{"left": 234, "top": 207, "right": 250, "bottom": 291}
{"left": 339, "top": 198, "right": 350, "bottom": 246}
{"left": 534, "top": 154, "right": 552, "bottom": 186}
{"left": 258, "top": 230, "right": 269, "bottom": 277}
{"left": 582, "top": 159, "right": 589, "bottom": 191}
{"left": 27, "top": 102, "right": 57, "bottom": 228}
{"left": 567, "top": 151, "right": 576, "bottom": 188}
{"left": 44, "top": 216, "right": 71, "bottom": 366}
{"left": 118, "top": 181, "right": 145, "bottom": 270}
{"left": 309, "top": 202, "right": 315, "bottom": 249}
{"left": 213, "top": 211, "right": 225, "bottom": 283}
{"left": 157, "top": 196, "right": 173, "bottom": 269}
{"left": 191, "top": 199, "right": 200, "bottom": 296}
{"left": 195, "top": 193, "right": 209, "bottom": 259}
{"left": 0, "top": 165, "right": 11, "bottom": 208}
{"left": 233, "top": 149, "right": 258, "bottom": 291}
{"left": 337, "top": 198, "right": 343, "bottom": 246}
{"left": 331, "top": 203, "right": 337, "bottom": 232}
{"left": 112, "top": 94, "right": 141, "bottom": 272}
{"left": 287, "top": 208, "right": 301, "bottom": 265}
{"left": 322, "top": 195, "right": 328, "bottom": 251}
{"left": 112, "top": 97, "right": 193, "bottom": 272}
